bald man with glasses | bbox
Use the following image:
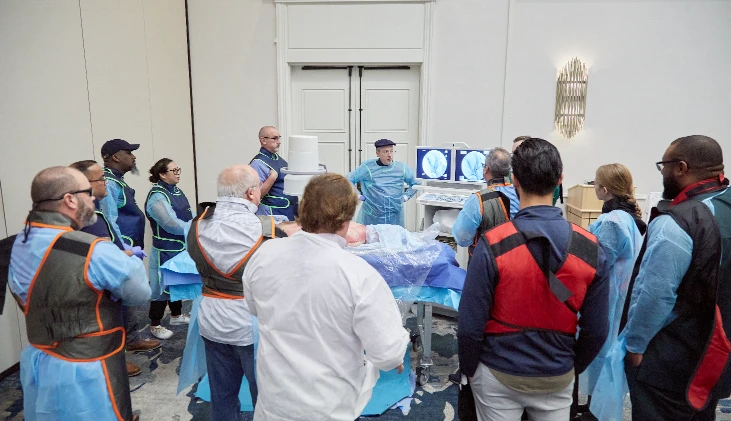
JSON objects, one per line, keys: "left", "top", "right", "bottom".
{"left": 249, "top": 126, "right": 299, "bottom": 221}
{"left": 1, "top": 166, "right": 150, "bottom": 421}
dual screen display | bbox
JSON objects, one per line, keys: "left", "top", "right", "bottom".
{"left": 415, "top": 148, "right": 492, "bottom": 182}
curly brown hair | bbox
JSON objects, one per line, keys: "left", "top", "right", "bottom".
{"left": 298, "top": 174, "right": 358, "bottom": 234}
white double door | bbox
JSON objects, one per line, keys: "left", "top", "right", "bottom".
{"left": 290, "top": 65, "right": 420, "bottom": 231}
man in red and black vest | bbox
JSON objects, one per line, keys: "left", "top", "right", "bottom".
{"left": 621, "top": 135, "right": 731, "bottom": 420}
{"left": 458, "top": 138, "right": 609, "bottom": 420}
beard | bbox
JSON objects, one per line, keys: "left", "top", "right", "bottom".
{"left": 129, "top": 164, "right": 140, "bottom": 176}
{"left": 662, "top": 175, "right": 683, "bottom": 200}
{"left": 77, "top": 201, "right": 98, "bottom": 228}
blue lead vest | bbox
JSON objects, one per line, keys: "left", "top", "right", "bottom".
{"left": 144, "top": 181, "right": 193, "bottom": 265}
{"left": 81, "top": 202, "right": 125, "bottom": 250}
{"left": 104, "top": 167, "right": 146, "bottom": 248}
{"left": 250, "top": 147, "right": 298, "bottom": 221}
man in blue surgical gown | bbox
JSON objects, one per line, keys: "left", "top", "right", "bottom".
{"left": 347, "top": 139, "right": 417, "bottom": 227}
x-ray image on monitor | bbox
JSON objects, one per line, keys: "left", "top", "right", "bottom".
{"left": 455, "top": 149, "right": 491, "bottom": 182}
{"left": 416, "top": 148, "right": 452, "bottom": 180}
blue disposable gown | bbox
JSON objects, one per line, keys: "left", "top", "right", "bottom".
{"left": 146, "top": 192, "right": 192, "bottom": 301}
{"left": 347, "top": 159, "right": 417, "bottom": 227}
{"left": 580, "top": 210, "right": 643, "bottom": 395}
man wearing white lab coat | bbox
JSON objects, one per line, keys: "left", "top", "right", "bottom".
{"left": 244, "top": 173, "right": 410, "bottom": 421}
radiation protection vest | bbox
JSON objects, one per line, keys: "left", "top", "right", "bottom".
{"left": 104, "top": 167, "right": 146, "bottom": 248}
{"left": 621, "top": 177, "right": 731, "bottom": 411}
{"left": 144, "top": 182, "right": 193, "bottom": 265}
{"left": 187, "top": 204, "right": 285, "bottom": 299}
{"left": 250, "top": 148, "right": 299, "bottom": 221}
{"left": 10, "top": 212, "right": 132, "bottom": 420}
{"left": 468, "top": 188, "right": 510, "bottom": 256}
{"left": 483, "top": 221, "right": 599, "bottom": 336}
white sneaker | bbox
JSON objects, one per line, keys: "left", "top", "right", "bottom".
{"left": 150, "top": 325, "right": 173, "bottom": 340}
{"left": 170, "top": 314, "right": 190, "bottom": 325}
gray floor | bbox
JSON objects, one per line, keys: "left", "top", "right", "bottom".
{"left": 3, "top": 306, "right": 731, "bottom": 420}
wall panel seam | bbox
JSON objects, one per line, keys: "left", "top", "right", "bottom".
{"left": 78, "top": 0, "right": 96, "bottom": 159}
{"left": 141, "top": 0, "right": 156, "bottom": 159}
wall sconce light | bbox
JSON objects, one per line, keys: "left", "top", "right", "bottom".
{"left": 555, "top": 57, "right": 588, "bottom": 139}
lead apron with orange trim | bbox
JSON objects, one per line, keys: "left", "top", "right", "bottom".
{"left": 187, "top": 205, "right": 281, "bottom": 299}
{"left": 483, "top": 221, "right": 598, "bottom": 337}
{"left": 17, "top": 229, "right": 132, "bottom": 421}
{"left": 622, "top": 196, "right": 731, "bottom": 411}
{"left": 468, "top": 188, "right": 510, "bottom": 257}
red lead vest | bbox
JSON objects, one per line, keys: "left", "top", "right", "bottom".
{"left": 484, "top": 221, "right": 599, "bottom": 336}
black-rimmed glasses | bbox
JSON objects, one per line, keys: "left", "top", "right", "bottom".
{"left": 35, "top": 188, "right": 94, "bottom": 204}
{"left": 656, "top": 160, "right": 685, "bottom": 172}
{"left": 166, "top": 168, "right": 182, "bottom": 175}
{"left": 262, "top": 136, "right": 281, "bottom": 141}
{"left": 89, "top": 176, "right": 106, "bottom": 183}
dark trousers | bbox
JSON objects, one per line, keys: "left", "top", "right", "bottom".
{"left": 122, "top": 305, "right": 139, "bottom": 343}
{"left": 626, "top": 362, "right": 719, "bottom": 421}
{"left": 148, "top": 300, "right": 182, "bottom": 326}
{"left": 203, "top": 337, "right": 258, "bottom": 421}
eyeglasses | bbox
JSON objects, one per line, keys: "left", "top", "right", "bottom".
{"left": 166, "top": 168, "right": 182, "bottom": 175}
{"left": 35, "top": 188, "right": 94, "bottom": 204}
{"left": 656, "top": 160, "right": 685, "bottom": 172}
{"left": 262, "top": 136, "right": 281, "bottom": 141}
{"left": 89, "top": 176, "right": 106, "bottom": 183}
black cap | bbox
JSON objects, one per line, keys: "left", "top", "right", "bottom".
{"left": 101, "top": 139, "right": 140, "bottom": 159}
{"left": 374, "top": 139, "right": 396, "bottom": 148}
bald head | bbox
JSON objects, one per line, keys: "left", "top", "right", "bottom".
{"left": 31, "top": 167, "right": 88, "bottom": 211}
{"left": 29, "top": 166, "right": 97, "bottom": 229}
{"left": 258, "top": 126, "right": 281, "bottom": 153}
{"left": 217, "top": 165, "right": 259, "bottom": 198}
{"left": 667, "top": 135, "right": 724, "bottom": 175}
{"left": 660, "top": 135, "right": 725, "bottom": 200}
{"left": 258, "top": 126, "right": 277, "bottom": 138}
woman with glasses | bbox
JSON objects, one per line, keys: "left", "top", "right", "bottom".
{"left": 578, "top": 163, "right": 646, "bottom": 420}
{"left": 144, "top": 158, "right": 194, "bottom": 340}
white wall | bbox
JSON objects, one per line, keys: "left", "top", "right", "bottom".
{"left": 188, "top": 0, "right": 731, "bottom": 199}
{"left": 429, "top": 0, "right": 510, "bottom": 149}
{"left": 187, "top": 0, "right": 278, "bottom": 202}
{"left": 502, "top": 0, "right": 731, "bottom": 194}
{"left": 0, "top": 0, "right": 194, "bottom": 234}
{"left": 0, "top": 2, "right": 94, "bottom": 233}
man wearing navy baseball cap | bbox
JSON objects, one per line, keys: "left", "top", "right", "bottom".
{"left": 346, "top": 138, "right": 417, "bottom": 227}
{"left": 99, "top": 139, "right": 146, "bottom": 250}
{"left": 99, "top": 140, "right": 163, "bottom": 370}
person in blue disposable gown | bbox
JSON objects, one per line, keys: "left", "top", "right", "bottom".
{"left": 453, "top": 147, "right": 519, "bottom": 248}
{"left": 578, "top": 163, "right": 645, "bottom": 420}
{"left": 144, "top": 158, "right": 193, "bottom": 340}
{"left": 3, "top": 166, "right": 150, "bottom": 421}
{"left": 347, "top": 139, "right": 417, "bottom": 227}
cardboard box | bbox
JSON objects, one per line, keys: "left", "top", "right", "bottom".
{"left": 565, "top": 203, "right": 601, "bottom": 229}
{"left": 567, "top": 184, "right": 604, "bottom": 211}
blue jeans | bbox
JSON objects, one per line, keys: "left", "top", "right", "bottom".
{"left": 203, "top": 337, "right": 258, "bottom": 421}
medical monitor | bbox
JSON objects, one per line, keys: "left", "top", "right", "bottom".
{"left": 455, "top": 149, "right": 492, "bottom": 182}
{"left": 415, "top": 147, "right": 452, "bottom": 181}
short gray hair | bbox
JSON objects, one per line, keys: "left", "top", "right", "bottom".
{"left": 217, "top": 165, "right": 258, "bottom": 198}
{"left": 31, "top": 166, "right": 83, "bottom": 211}
{"left": 486, "top": 147, "right": 511, "bottom": 178}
